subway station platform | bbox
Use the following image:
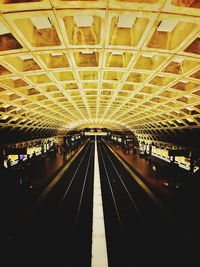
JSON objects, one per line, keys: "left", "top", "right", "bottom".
{"left": 106, "top": 141, "right": 200, "bottom": 242}
{"left": 1, "top": 139, "right": 199, "bottom": 246}
{"left": 0, "top": 145, "right": 83, "bottom": 241}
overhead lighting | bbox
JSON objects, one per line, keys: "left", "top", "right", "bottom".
{"left": 51, "top": 52, "right": 63, "bottom": 57}
{"left": 172, "top": 57, "right": 184, "bottom": 64}
{"left": 81, "top": 51, "right": 94, "bottom": 55}
{"left": 31, "top": 17, "right": 52, "bottom": 30}
{"left": 0, "top": 21, "right": 9, "bottom": 35}
{"left": 186, "top": 117, "right": 194, "bottom": 122}
{"left": 19, "top": 54, "right": 33, "bottom": 60}
{"left": 117, "top": 15, "right": 136, "bottom": 28}
{"left": 142, "top": 53, "right": 154, "bottom": 58}
{"left": 74, "top": 15, "right": 93, "bottom": 27}
{"left": 1, "top": 115, "right": 10, "bottom": 120}
{"left": 157, "top": 19, "right": 178, "bottom": 32}
{"left": 185, "top": 94, "right": 192, "bottom": 98}
{"left": 112, "top": 51, "right": 123, "bottom": 55}
{"left": 180, "top": 79, "right": 188, "bottom": 83}
{"left": 12, "top": 117, "right": 18, "bottom": 122}
{"left": 2, "top": 104, "right": 11, "bottom": 108}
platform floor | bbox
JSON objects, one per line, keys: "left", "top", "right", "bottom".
{"left": 107, "top": 143, "right": 172, "bottom": 195}
{"left": 0, "top": 146, "right": 83, "bottom": 241}
{"left": 1, "top": 140, "right": 199, "bottom": 245}
{"left": 106, "top": 141, "right": 200, "bottom": 242}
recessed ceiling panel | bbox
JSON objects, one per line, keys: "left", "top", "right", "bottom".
{"left": 0, "top": 0, "right": 200, "bottom": 144}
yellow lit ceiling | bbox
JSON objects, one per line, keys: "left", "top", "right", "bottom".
{"left": 0, "top": 0, "right": 200, "bottom": 145}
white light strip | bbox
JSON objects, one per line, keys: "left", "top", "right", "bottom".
{"left": 172, "top": 57, "right": 184, "bottom": 63}
{"left": 19, "top": 54, "right": 33, "bottom": 60}
{"left": 117, "top": 15, "right": 136, "bottom": 28}
{"left": 31, "top": 17, "right": 52, "bottom": 30}
{"left": 85, "top": 132, "right": 107, "bottom": 136}
{"left": 157, "top": 19, "right": 178, "bottom": 32}
{"left": 142, "top": 53, "right": 154, "bottom": 58}
{"left": 180, "top": 79, "right": 188, "bottom": 83}
{"left": 74, "top": 15, "right": 93, "bottom": 27}
{"left": 91, "top": 139, "right": 108, "bottom": 267}
{"left": 112, "top": 51, "right": 123, "bottom": 55}
{"left": 81, "top": 51, "right": 94, "bottom": 55}
{"left": 51, "top": 52, "right": 63, "bottom": 57}
{"left": 1, "top": 115, "right": 10, "bottom": 120}
{"left": 2, "top": 104, "right": 11, "bottom": 108}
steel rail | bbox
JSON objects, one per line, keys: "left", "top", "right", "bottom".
{"left": 58, "top": 142, "right": 92, "bottom": 208}
{"left": 100, "top": 142, "right": 146, "bottom": 228}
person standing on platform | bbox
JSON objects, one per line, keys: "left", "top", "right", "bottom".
{"left": 7, "top": 158, "right": 11, "bottom": 168}
{"left": 60, "top": 144, "right": 67, "bottom": 161}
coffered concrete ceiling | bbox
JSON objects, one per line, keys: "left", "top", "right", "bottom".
{"left": 0, "top": 0, "right": 200, "bottom": 145}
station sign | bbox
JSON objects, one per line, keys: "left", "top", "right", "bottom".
{"left": 84, "top": 132, "right": 107, "bottom": 136}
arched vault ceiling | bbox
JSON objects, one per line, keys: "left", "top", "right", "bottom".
{"left": 67, "top": 119, "right": 131, "bottom": 132}
{"left": 0, "top": 0, "right": 200, "bottom": 143}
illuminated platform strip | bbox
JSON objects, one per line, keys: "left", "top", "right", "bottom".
{"left": 91, "top": 140, "right": 108, "bottom": 267}
{"left": 84, "top": 132, "right": 108, "bottom": 136}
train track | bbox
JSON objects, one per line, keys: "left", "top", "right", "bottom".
{"left": 3, "top": 139, "right": 197, "bottom": 267}
{"left": 98, "top": 140, "right": 195, "bottom": 266}
{"left": 5, "top": 141, "right": 94, "bottom": 267}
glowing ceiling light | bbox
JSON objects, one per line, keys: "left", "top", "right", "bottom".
{"left": 172, "top": 57, "right": 184, "bottom": 63}
{"left": 185, "top": 94, "right": 193, "bottom": 98}
{"left": 81, "top": 51, "right": 94, "bottom": 55}
{"left": 1, "top": 115, "right": 10, "bottom": 120}
{"left": 157, "top": 19, "right": 178, "bottom": 32}
{"left": 12, "top": 117, "right": 18, "bottom": 121}
{"left": 31, "top": 17, "right": 52, "bottom": 30}
{"left": 6, "top": 92, "right": 13, "bottom": 96}
{"left": 74, "top": 15, "right": 93, "bottom": 27}
{"left": 19, "top": 54, "right": 33, "bottom": 60}
{"left": 51, "top": 52, "right": 63, "bottom": 57}
{"left": 117, "top": 15, "right": 136, "bottom": 28}
{"left": 112, "top": 51, "right": 123, "bottom": 55}
{"left": 142, "top": 53, "right": 154, "bottom": 58}
{"left": 186, "top": 118, "right": 194, "bottom": 122}
{"left": 2, "top": 104, "right": 11, "bottom": 108}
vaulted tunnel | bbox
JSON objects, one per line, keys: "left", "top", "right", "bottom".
{"left": 0, "top": 0, "right": 200, "bottom": 149}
